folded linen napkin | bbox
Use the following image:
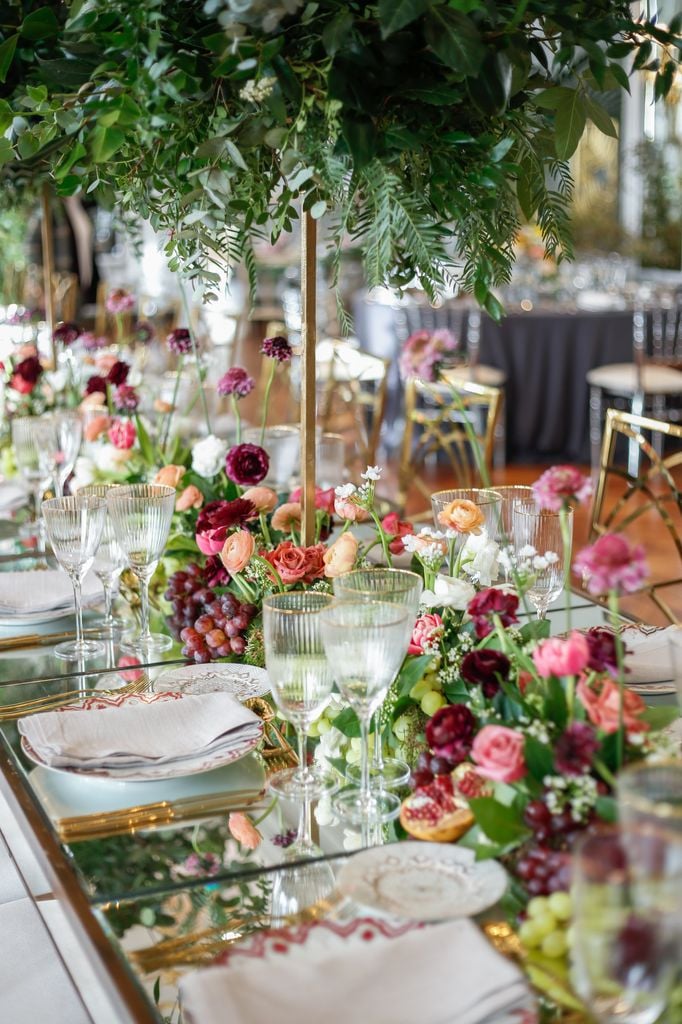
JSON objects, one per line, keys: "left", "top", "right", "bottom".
{"left": 623, "top": 626, "right": 676, "bottom": 685}
{"left": 179, "top": 916, "right": 531, "bottom": 1024}
{"left": 18, "top": 692, "right": 262, "bottom": 770}
{"left": 0, "top": 481, "right": 27, "bottom": 514}
{"left": 0, "top": 570, "right": 102, "bottom": 614}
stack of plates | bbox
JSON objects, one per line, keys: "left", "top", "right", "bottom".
{"left": 0, "top": 569, "right": 103, "bottom": 626}
{"left": 0, "top": 481, "right": 27, "bottom": 517}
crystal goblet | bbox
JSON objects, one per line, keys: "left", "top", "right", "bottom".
{"left": 512, "top": 501, "right": 571, "bottom": 619}
{"left": 79, "top": 483, "right": 127, "bottom": 636}
{"left": 11, "top": 415, "right": 53, "bottom": 544}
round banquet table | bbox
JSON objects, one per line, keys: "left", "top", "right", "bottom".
{"left": 353, "top": 295, "right": 634, "bottom": 464}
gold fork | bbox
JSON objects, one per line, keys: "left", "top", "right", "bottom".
{"left": 0, "top": 676, "right": 149, "bottom": 721}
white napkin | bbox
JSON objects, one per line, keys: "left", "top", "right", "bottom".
{"left": 180, "top": 917, "right": 530, "bottom": 1024}
{"left": 0, "top": 570, "right": 102, "bottom": 614}
{"left": 18, "top": 692, "right": 262, "bottom": 770}
{"left": 0, "top": 481, "right": 26, "bottom": 514}
{"left": 623, "top": 626, "right": 676, "bottom": 685}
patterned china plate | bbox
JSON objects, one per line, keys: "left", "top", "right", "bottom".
{"left": 152, "top": 663, "right": 271, "bottom": 702}
{"left": 337, "top": 842, "right": 508, "bottom": 920}
{"left": 20, "top": 691, "right": 263, "bottom": 782}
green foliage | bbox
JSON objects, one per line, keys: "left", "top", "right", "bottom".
{"left": 0, "top": 0, "right": 677, "bottom": 307}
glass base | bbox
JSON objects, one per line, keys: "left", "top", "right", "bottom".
{"left": 90, "top": 615, "right": 127, "bottom": 639}
{"left": 54, "top": 638, "right": 105, "bottom": 661}
{"left": 121, "top": 632, "right": 173, "bottom": 656}
{"left": 345, "top": 756, "right": 411, "bottom": 790}
{"left": 332, "top": 785, "right": 401, "bottom": 826}
{"left": 268, "top": 766, "right": 338, "bottom": 801}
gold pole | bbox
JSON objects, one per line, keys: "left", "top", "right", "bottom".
{"left": 40, "top": 183, "right": 56, "bottom": 368}
{"left": 300, "top": 211, "right": 317, "bottom": 546}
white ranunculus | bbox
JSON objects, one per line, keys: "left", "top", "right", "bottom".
{"left": 93, "top": 443, "right": 130, "bottom": 475}
{"left": 69, "top": 455, "right": 96, "bottom": 491}
{"left": 420, "top": 574, "right": 476, "bottom": 610}
{"left": 461, "top": 531, "right": 500, "bottom": 587}
{"left": 191, "top": 434, "right": 227, "bottom": 478}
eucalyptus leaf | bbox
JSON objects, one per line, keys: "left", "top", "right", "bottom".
{"left": 554, "top": 89, "right": 586, "bottom": 160}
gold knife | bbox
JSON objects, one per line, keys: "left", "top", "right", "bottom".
{"left": 0, "top": 627, "right": 105, "bottom": 651}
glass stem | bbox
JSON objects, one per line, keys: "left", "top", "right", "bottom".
{"left": 296, "top": 725, "right": 309, "bottom": 781}
{"left": 359, "top": 714, "right": 372, "bottom": 810}
{"left": 136, "top": 568, "right": 152, "bottom": 645}
{"left": 32, "top": 481, "right": 43, "bottom": 527}
{"left": 372, "top": 710, "right": 384, "bottom": 771}
{"left": 71, "top": 574, "right": 84, "bottom": 651}
{"left": 102, "top": 579, "right": 113, "bottom": 626}
{"left": 297, "top": 795, "right": 313, "bottom": 850}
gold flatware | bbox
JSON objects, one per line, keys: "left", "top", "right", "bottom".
{"left": 58, "top": 789, "right": 267, "bottom": 843}
{"left": 0, "top": 627, "right": 105, "bottom": 652}
{"left": 0, "top": 676, "right": 149, "bottom": 721}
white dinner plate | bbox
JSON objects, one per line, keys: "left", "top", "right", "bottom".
{"left": 152, "top": 662, "right": 271, "bottom": 702}
{"left": 337, "top": 842, "right": 508, "bottom": 920}
{"left": 20, "top": 691, "right": 263, "bottom": 783}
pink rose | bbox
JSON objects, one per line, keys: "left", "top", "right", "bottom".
{"left": 84, "top": 414, "right": 111, "bottom": 442}
{"left": 289, "top": 486, "right": 336, "bottom": 515}
{"left": 577, "top": 676, "right": 649, "bottom": 735}
{"left": 241, "top": 486, "right": 278, "bottom": 513}
{"left": 220, "top": 530, "right": 255, "bottom": 574}
{"left": 107, "top": 418, "right": 136, "bottom": 450}
{"left": 271, "top": 502, "right": 302, "bottom": 533}
{"left": 471, "top": 725, "right": 526, "bottom": 783}
{"left": 323, "top": 532, "right": 358, "bottom": 578}
{"left": 532, "top": 631, "right": 590, "bottom": 678}
{"left": 408, "top": 613, "right": 443, "bottom": 655}
{"left": 176, "top": 485, "right": 204, "bottom": 512}
{"left": 154, "top": 464, "right": 185, "bottom": 489}
{"left": 334, "top": 497, "right": 369, "bottom": 522}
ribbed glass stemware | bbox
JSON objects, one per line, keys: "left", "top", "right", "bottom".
{"left": 79, "top": 483, "right": 127, "bottom": 636}
{"left": 11, "top": 415, "right": 53, "bottom": 543}
{"left": 41, "top": 495, "right": 107, "bottom": 661}
{"left": 107, "top": 484, "right": 176, "bottom": 656}
{"left": 333, "top": 568, "right": 422, "bottom": 789}
{"left": 512, "top": 501, "right": 572, "bottom": 619}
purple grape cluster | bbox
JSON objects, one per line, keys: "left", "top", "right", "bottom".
{"left": 165, "top": 565, "right": 257, "bottom": 663}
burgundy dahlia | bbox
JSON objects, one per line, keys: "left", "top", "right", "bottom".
{"left": 52, "top": 321, "right": 81, "bottom": 346}
{"left": 13, "top": 355, "right": 43, "bottom": 384}
{"left": 216, "top": 367, "right": 256, "bottom": 398}
{"left": 114, "top": 384, "right": 139, "bottom": 412}
{"left": 585, "top": 628, "right": 620, "bottom": 677}
{"left": 467, "top": 588, "right": 519, "bottom": 638}
{"left": 225, "top": 443, "right": 269, "bottom": 486}
{"left": 107, "top": 359, "right": 130, "bottom": 387}
{"left": 167, "top": 328, "right": 193, "bottom": 355}
{"left": 84, "top": 374, "right": 107, "bottom": 396}
{"left": 460, "top": 649, "right": 510, "bottom": 698}
{"left": 195, "top": 499, "right": 256, "bottom": 555}
{"left": 261, "top": 335, "right": 293, "bottom": 363}
{"left": 425, "top": 704, "right": 477, "bottom": 768}
{"left": 554, "top": 722, "right": 600, "bottom": 775}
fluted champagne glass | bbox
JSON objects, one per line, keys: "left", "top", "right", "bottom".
{"left": 49, "top": 411, "right": 83, "bottom": 497}
{"left": 491, "top": 485, "right": 534, "bottom": 581}
{"left": 263, "top": 591, "right": 338, "bottom": 800}
{"left": 11, "top": 415, "right": 53, "bottom": 542}
{"left": 79, "top": 483, "right": 127, "bottom": 636}
{"left": 320, "top": 601, "right": 410, "bottom": 827}
{"left": 333, "top": 568, "right": 422, "bottom": 788}
{"left": 41, "top": 495, "right": 107, "bottom": 660}
{"left": 512, "top": 501, "right": 571, "bottom": 619}
{"left": 107, "top": 484, "right": 176, "bottom": 656}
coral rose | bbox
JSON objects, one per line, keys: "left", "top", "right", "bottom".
{"left": 265, "top": 541, "right": 326, "bottom": 584}
{"left": 577, "top": 677, "right": 649, "bottom": 735}
{"left": 220, "top": 530, "right": 255, "bottom": 574}
{"left": 437, "top": 498, "right": 485, "bottom": 534}
{"left": 95, "top": 352, "right": 118, "bottom": 374}
{"left": 323, "top": 532, "right": 359, "bottom": 578}
{"left": 271, "top": 502, "right": 302, "bottom": 532}
{"left": 532, "top": 632, "right": 590, "bottom": 678}
{"left": 84, "top": 414, "right": 111, "bottom": 442}
{"left": 471, "top": 725, "right": 526, "bottom": 783}
{"left": 176, "top": 485, "right": 204, "bottom": 512}
{"left": 241, "top": 486, "right": 278, "bottom": 513}
{"left": 154, "top": 464, "right": 186, "bottom": 489}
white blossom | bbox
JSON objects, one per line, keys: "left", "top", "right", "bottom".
{"left": 69, "top": 455, "right": 96, "bottom": 491}
{"left": 334, "top": 482, "right": 356, "bottom": 499}
{"left": 361, "top": 465, "right": 382, "bottom": 481}
{"left": 93, "top": 443, "right": 130, "bottom": 475}
{"left": 191, "top": 434, "right": 228, "bottom": 478}
{"left": 461, "top": 530, "right": 500, "bottom": 587}
{"left": 239, "top": 76, "right": 276, "bottom": 103}
{"left": 421, "top": 574, "right": 475, "bottom": 610}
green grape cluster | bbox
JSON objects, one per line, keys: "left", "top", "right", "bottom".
{"left": 409, "top": 669, "right": 446, "bottom": 717}
{"left": 518, "top": 893, "right": 573, "bottom": 960}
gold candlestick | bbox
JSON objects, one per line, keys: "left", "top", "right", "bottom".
{"left": 300, "top": 210, "right": 317, "bottom": 546}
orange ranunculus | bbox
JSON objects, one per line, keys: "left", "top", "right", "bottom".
{"left": 84, "top": 414, "right": 111, "bottom": 442}
{"left": 176, "top": 485, "right": 204, "bottom": 512}
{"left": 323, "top": 532, "right": 359, "bottom": 578}
{"left": 241, "top": 486, "right": 278, "bottom": 514}
{"left": 437, "top": 498, "right": 485, "bottom": 534}
{"left": 220, "top": 530, "right": 255, "bottom": 574}
{"left": 577, "top": 676, "right": 649, "bottom": 735}
{"left": 154, "top": 464, "right": 186, "bottom": 488}
{"left": 227, "top": 812, "right": 262, "bottom": 850}
{"left": 271, "top": 501, "right": 302, "bottom": 532}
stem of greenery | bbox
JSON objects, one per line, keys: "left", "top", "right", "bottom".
{"left": 559, "top": 503, "right": 572, "bottom": 634}
{"left": 260, "top": 362, "right": 276, "bottom": 446}
{"left": 259, "top": 512, "right": 272, "bottom": 548}
{"left": 179, "top": 283, "right": 212, "bottom": 437}
{"left": 369, "top": 508, "right": 392, "bottom": 567}
{"left": 231, "top": 393, "right": 241, "bottom": 445}
{"left": 608, "top": 589, "right": 626, "bottom": 771}
{"left": 163, "top": 355, "right": 183, "bottom": 454}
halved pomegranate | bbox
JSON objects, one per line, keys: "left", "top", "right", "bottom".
{"left": 400, "top": 773, "right": 474, "bottom": 843}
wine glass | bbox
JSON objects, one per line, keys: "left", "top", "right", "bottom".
{"left": 512, "top": 501, "right": 571, "bottom": 618}
{"left": 617, "top": 761, "right": 682, "bottom": 840}
{"left": 431, "top": 487, "right": 502, "bottom": 577}
{"left": 106, "top": 484, "right": 176, "bottom": 657}
{"left": 263, "top": 591, "right": 338, "bottom": 800}
{"left": 11, "top": 416, "right": 54, "bottom": 542}
{"left": 333, "top": 568, "right": 422, "bottom": 788}
{"left": 320, "top": 600, "right": 410, "bottom": 829}
{"left": 40, "top": 411, "right": 83, "bottom": 497}
{"left": 490, "top": 485, "right": 534, "bottom": 581}
{"left": 78, "top": 483, "right": 127, "bottom": 636}
{"left": 570, "top": 828, "right": 680, "bottom": 1024}
{"left": 41, "top": 495, "right": 107, "bottom": 661}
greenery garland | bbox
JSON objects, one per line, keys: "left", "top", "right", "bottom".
{"left": 0, "top": 0, "right": 679, "bottom": 315}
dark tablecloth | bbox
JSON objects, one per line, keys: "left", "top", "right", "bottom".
{"left": 354, "top": 297, "right": 633, "bottom": 464}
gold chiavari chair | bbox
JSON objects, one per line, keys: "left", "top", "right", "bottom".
{"left": 588, "top": 408, "right": 682, "bottom": 623}
{"left": 316, "top": 339, "right": 389, "bottom": 468}
{"left": 397, "top": 376, "right": 502, "bottom": 516}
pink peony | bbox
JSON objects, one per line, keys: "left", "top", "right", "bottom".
{"left": 399, "top": 328, "right": 458, "bottom": 382}
{"left": 577, "top": 676, "right": 649, "bottom": 735}
{"left": 107, "top": 418, "right": 136, "bottom": 450}
{"left": 408, "top": 613, "right": 444, "bottom": 654}
{"left": 471, "top": 725, "right": 526, "bottom": 783}
{"left": 532, "top": 631, "right": 590, "bottom": 678}
{"left": 573, "top": 534, "right": 648, "bottom": 595}
{"left": 195, "top": 499, "right": 256, "bottom": 555}
{"left": 532, "top": 465, "right": 593, "bottom": 512}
